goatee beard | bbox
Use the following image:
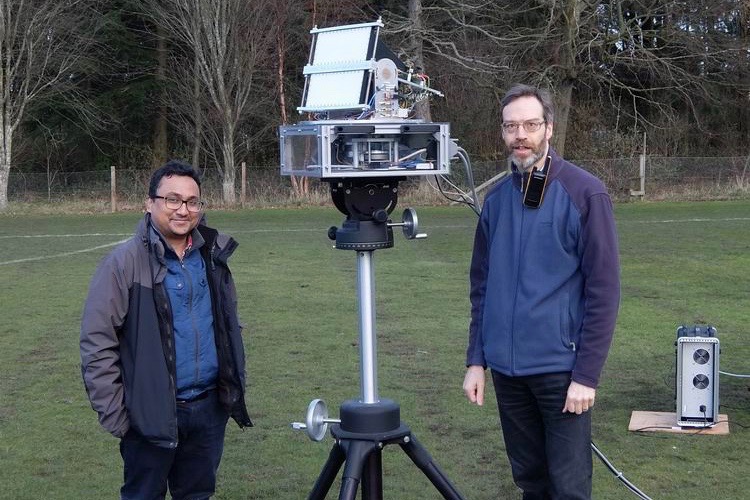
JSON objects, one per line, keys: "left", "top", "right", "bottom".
{"left": 512, "top": 150, "right": 543, "bottom": 170}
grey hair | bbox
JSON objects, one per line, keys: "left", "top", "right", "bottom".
{"left": 500, "top": 84, "right": 555, "bottom": 124}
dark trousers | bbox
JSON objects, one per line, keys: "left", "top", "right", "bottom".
{"left": 119, "top": 390, "right": 229, "bottom": 500}
{"left": 491, "top": 371, "right": 592, "bottom": 500}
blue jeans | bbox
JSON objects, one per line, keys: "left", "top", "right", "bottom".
{"left": 119, "top": 389, "right": 229, "bottom": 500}
{"left": 491, "top": 371, "right": 592, "bottom": 500}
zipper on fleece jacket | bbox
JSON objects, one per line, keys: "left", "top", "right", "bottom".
{"left": 508, "top": 186, "right": 527, "bottom": 376}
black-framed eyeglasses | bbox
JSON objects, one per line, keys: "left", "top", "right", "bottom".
{"left": 501, "top": 120, "right": 546, "bottom": 134}
{"left": 152, "top": 195, "right": 205, "bottom": 212}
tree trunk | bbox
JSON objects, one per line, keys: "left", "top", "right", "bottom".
{"left": 152, "top": 25, "right": 169, "bottom": 168}
{"left": 222, "top": 172, "right": 236, "bottom": 204}
{"left": 277, "top": 34, "right": 288, "bottom": 126}
{"left": 0, "top": 132, "right": 10, "bottom": 210}
{"left": 741, "top": 2, "right": 750, "bottom": 148}
{"left": 276, "top": 15, "right": 303, "bottom": 196}
{"left": 553, "top": 0, "right": 584, "bottom": 157}
{"left": 192, "top": 52, "right": 202, "bottom": 169}
{"left": 408, "top": 0, "right": 431, "bottom": 121}
{"left": 221, "top": 127, "right": 236, "bottom": 205}
{"left": 552, "top": 83, "right": 572, "bottom": 157}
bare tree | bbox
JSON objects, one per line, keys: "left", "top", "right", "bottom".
{"left": 270, "top": 0, "right": 309, "bottom": 197}
{"left": 147, "top": 0, "right": 275, "bottom": 204}
{"left": 380, "top": 0, "right": 748, "bottom": 158}
{"left": 0, "top": 0, "right": 95, "bottom": 210}
{"left": 267, "top": 0, "right": 370, "bottom": 198}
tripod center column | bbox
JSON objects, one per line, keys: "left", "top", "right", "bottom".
{"left": 357, "top": 250, "right": 378, "bottom": 404}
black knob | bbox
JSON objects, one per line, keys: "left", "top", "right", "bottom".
{"left": 327, "top": 226, "right": 338, "bottom": 240}
{"left": 372, "top": 209, "right": 388, "bottom": 223}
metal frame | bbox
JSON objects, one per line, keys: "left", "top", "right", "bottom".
{"left": 279, "top": 120, "right": 452, "bottom": 179}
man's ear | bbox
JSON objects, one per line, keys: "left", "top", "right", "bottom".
{"left": 545, "top": 121, "right": 554, "bottom": 141}
{"left": 145, "top": 198, "right": 153, "bottom": 213}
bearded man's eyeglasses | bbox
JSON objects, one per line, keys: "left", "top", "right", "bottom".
{"left": 501, "top": 120, "right": 546, "bottom": 134}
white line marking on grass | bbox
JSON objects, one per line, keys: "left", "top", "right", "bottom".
{"left": 623, "top": 217, "right": 750, "bottom": 224}
{"left": 228, "top": 228, "right": 327, "bottom": 233}
{"left": 228, "top": 224, "right": 476, "bottom": 233}
{"left": 0, "top": 239, "right": 128, "bottom": 266}
{"left": 1, "top": 216, "right": 745, "bottom": 243}
{"left": 0, "top": 233, "right": 130, "bottom": 239}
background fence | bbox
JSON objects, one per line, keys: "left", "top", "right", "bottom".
{"left": 7, "top": 156, "right": 749, "bottom": 210}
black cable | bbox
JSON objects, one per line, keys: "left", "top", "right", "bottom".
{"left": 591, "top": 441, "right": 653, "bottom": 500}
{"left": 631, "top": 424, "right": 717, "bottom": 436}
{"left": 434, "top": 176, "right": 469, "bottom": 204}
{"left": 434, "top": 174, "right": 480, "bottom": 215}
{"left": 720, "top": 418, "right": 749, "bottom": 428}
{"left": 630, "top": 425, "right": 680, "bottom": 432}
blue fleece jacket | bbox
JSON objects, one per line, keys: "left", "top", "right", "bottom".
{"left": 466, "top": 148, "right": 620, "bottom": 388}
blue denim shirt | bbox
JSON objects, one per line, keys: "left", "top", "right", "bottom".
{"left": 162, "top": 232, "right": 219, "bottom": 400}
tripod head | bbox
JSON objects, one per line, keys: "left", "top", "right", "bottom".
{"left": 327, "top": 177, "right": 424, "bottom": 251}
{"left": 328, "top": 177, "right": 427, "bottom": 251}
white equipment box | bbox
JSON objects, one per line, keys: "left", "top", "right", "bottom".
{"left": 676, "top": 333, "right": 720, "bottom": 427}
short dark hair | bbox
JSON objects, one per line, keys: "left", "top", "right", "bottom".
{"left": 148, "top": 160, "right": 202, "bottom": 198}
{"left": 500, "top": 84, "right": 555, "bottom": 124}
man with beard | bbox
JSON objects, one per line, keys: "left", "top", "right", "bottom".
{"left": 462, "top": 84, "right": 620, "bottom": 499}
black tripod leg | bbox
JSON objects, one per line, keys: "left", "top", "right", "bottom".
{"left": 400, "top": 434, "right": 465, "bottom": 500}
{"left": 361, "top": 448, "right": 383, "bottom": 500}
{"left": 338, "top": 440, "right": 379, "bottom": 500}
{"left": 309, "top": 442, "right": 347, "bottom": 500}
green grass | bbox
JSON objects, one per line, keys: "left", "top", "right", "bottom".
{"left": 1, "top": 201, "right": 749, "bottom": 499}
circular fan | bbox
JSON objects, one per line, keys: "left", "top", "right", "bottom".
{"left": 693, "top": 374, "right": 710, "bottom": 389}
{"left": 693, "top": 348, "right": 710, "bottom": 364}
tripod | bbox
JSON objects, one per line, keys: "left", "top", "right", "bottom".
{"left": 299, "top": 179, "right": 465, "bottom": 500}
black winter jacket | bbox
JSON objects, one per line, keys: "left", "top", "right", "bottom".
{"left": 80, "top": 215, "right": 252, "bottom": 448}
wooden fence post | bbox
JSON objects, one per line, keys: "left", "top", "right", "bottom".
{"left": 630, "top": 133, "right": 646, "bottom": 198}
{"left": 110, "top": 165, "right": 117, "bottom": 212}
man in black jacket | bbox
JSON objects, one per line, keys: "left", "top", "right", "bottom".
{"left": 80, "top": 160, "right": 252, "bottom": 499}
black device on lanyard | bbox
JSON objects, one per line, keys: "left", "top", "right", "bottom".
{"left": 523, "top": 155, "right": 551, "bottom": 208}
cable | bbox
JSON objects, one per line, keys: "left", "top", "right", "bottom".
{"left": 630, "top": 425, "right": 681, "bottom": 432}
{"left": 720, "top": 370, "right": 750, "bottom": 378}
{"left": 434, "top": 175, "right": 480, "bottom": 215}
{"left": 716, "top": 418, "right": 750, "bottom": 429}
{"left": 431, "top": 147, "right": 481, "bottom": 216}
{"left": 456, "top": 147, "right": 480, "bottom": 215}
{"left": 432, "top": 175, "right": 474, "bottom": 208}
{"left": 591, "top": 441, "right": 653, "bottom": 500}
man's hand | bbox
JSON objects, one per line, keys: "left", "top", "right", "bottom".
{"left": 563, "top": 380, "right": 596, "bottom": 414}
{"left": 463, "top": 365, "right": 486, "bottom": 406}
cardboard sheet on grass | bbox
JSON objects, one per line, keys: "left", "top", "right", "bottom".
{"left": 629, "top": 411, "right": 729, "bottom": 435}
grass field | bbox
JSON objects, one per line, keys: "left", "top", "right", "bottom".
{"left": 1, "top": 201, "right": 749, "bottom": 499}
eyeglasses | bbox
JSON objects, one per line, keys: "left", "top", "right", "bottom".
{"left": 152, "top": 195, "right": 205, "bottom": 212}
{"left": 501, "top": 120, "right": 546, "bottom": 134}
